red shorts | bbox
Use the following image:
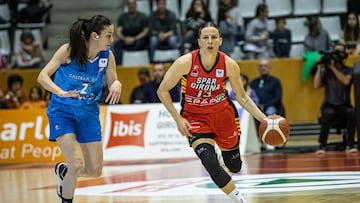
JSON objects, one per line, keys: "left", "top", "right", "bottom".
{"left": 181, "top": 103, "right": 241, "bottom": 149}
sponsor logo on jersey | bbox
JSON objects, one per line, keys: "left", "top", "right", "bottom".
{"left": 106, "top": 111, "right": 149, "bottom": 148}
{"left": 216, "top": 69, "right": 224, "bottom": 77}
{"left": 99, "top": 58, "right": 108, "bottom": 68}
{"left": 190, "top": 65, "right": 199, "bottom": 77}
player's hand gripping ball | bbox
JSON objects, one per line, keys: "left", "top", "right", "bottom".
{"left": 258, "top": 115, "right": 290, "bottom": 146}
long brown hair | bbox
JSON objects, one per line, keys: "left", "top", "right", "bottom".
{"left": 68, "top": 15, "right": 112, "bottom": 66}
{"left": 343, "top": 11, "right": 360, "bottom": 42}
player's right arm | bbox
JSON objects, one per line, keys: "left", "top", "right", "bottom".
{"left": 157, "top": 53, "right": 192, "bottom": 137}
{"left": 37, "top": 44, "right": 79, "bottom": 98}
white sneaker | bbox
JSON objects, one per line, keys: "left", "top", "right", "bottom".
{"left": 55, "top": 162, "right": 68, "bottom": 198}
{"left": 229, "top": 189, "right": 248, "bottom": 203}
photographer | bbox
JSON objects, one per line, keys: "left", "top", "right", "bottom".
{"left": 314, "top": 42, "right": 357, "bottom": 154}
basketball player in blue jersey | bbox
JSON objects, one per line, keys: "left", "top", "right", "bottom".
{"left": 37, "top": 15, "right": 122, "bottom": 203}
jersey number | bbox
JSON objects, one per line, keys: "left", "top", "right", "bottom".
{"left": 80, "top": 83, "right": 89, "bottom": 94}
{"left": 197, "top": 90, "right": 211, "bottom": 98}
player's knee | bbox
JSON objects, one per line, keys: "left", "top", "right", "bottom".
{"left": 222, "top": 150, "right": 242, "bottom": 173}
{"left": 69, "top": 159, "right": 85, "bottom": 176}
{"left": 195, "top": 143, "right": 221, "bottom": 175}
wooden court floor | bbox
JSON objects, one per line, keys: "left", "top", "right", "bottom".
{"left": 1, "top": 151, "right": 360, "bottom": 203}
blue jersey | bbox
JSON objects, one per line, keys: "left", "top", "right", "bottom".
{"left": 51, "top": 49, "right": 110, "bottom": 106}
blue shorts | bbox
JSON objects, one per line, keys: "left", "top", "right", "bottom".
{"left": 47, "top": 101, "right": 101, "bottom": 143}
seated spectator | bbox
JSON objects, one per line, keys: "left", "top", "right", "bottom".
{"left": 143, "top": 63, "right": 180, "bottom": 103}
{"left": 339, "top": 11, "right": 360, "bottom": 55}
{"left": 148, "top": 0, "right": 179, "bottom": 63}
{"left": 43, "top": 90, "right": 52, "bottom": 106}
{"left": 2, "top": 74, "right": 27, "bottom": 108}
{"left": 0, "top": 39, "right": 8, "bottom": 70}
{"left": 304, "top": 16, "right": 332, "bottom": 53}
{"left": 271, "top": 17, "right": 291, "bottom": 58}
{"left": 15, "top": 29, "right": 46, "bottom": 69}
{"left": 16, "top": 0, "right": 53, "bottom": 23}
{"left": 230, "top": 73, "right": 259, "bottom": 106}
{"left": 313, "top": 42, "right": 357, "bottom": 154}
{"left": 20, "top": 85, "right": 47, "bottom": 109}
{"left": 130, "top": 67, "right": 151, "bottom": 103}
{"left": 218, "top": 3, "right": 238, "bottom": 56}
{"left": 250, "top": 59, "right": 283, "bottom": 116}
{"left": 184, "top": 0, "right": 212, "bottom": 51}
{"left": 243, "top": 3, "right": 272, "bottom": 59}
{"left": 113, "top": 0, "right": 149, "bottom": 65}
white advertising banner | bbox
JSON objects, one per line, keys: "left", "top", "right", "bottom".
{"left": 102, "top": 103, "right": 260, "bottom": 161}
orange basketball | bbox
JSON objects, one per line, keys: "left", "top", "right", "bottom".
{"left": 258, "top": 115, "right": 290, "bottom": 146}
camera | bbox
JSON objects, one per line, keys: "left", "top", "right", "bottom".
{"left": 319, "top": 50, "right": 336, "bottom": 65}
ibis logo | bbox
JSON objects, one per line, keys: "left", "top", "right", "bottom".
{"left": 75, "top": 172, "right": 360, "bottom": 196}
{"left": 106, "top": 111, "right": 149, "bottom": 148}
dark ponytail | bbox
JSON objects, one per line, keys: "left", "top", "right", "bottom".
{"left": 69, "top": 15, "right": 112, "bottom": 66}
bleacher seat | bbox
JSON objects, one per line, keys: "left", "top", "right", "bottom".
{"left": 122, "top": 50, "right": 150, "bottom": 67}
{"left": 290, "top": 43, "right": 304, "bottom": 58}
{"left": 286, "top": 17, "right": 308, "bottom": 43}
{"left": 266, "top": 0, "right": 292, "bottom": 17}
{"left": 179, "top": 0, "right": 192, "bottom": 21}
{"left": 0, "top": 3, "right": 11, "bottom": 23}
{"left": 322, "top": 0, "right": 347, "bottom": 14}
{"left": 0, "top": 30, "right": 11, "bottom": 56}
{"left": 230, "top": 45, "right": 245, "bottom": 61}
{"left": 238, "top": 0, "right": 263, "bottom": 18}
{"left": 320, "top": 16, "right": 341, "bottom": 41}
{"left": 153, "top": 49, "right": 180, "bottom": 63}
{"left": 293, "top": 0, "right": 321, "bottom": 16}
{"left": 152, "top": 0, "right": 179, "bottom": 18}
{"left": 208, "top": 0, "right": 218, "bottom": 23}
{"left": 267, "top": 18, "right": 276, "bottom": 32}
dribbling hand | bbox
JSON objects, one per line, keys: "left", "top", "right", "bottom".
{"left": 105, "top": 80, "right": 122, "bottom": 104}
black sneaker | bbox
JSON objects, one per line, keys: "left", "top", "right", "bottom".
{"left": 55, "top": 162, "right": 68, "bottom": 198}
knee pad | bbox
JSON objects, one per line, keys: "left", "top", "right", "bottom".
{"left": 195, "top": 143, "right": 231, "bottom": 188}
{"left": 222, "top": 149, "right": 242, "bottom": 173}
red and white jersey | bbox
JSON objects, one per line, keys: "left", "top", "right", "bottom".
{"left": 181, "top": 50, "right": 230, "bottom": 114}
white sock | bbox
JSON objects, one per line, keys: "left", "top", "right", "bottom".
{"left": 228, "top": 188, "right": 247, "bottom": 203}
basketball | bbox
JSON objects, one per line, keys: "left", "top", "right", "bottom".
{"left": 258, "top": 115, "right": 290, "bottom": 146}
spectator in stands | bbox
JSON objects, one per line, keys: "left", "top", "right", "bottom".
{"left": 20, "top": 85, "right": 47, "bottom": 109}
{"left": 113, "top": 0, "right": 149, "bottom": 65}
{"left": 250, "top": 59, "right": 283, "bottom": 116}
{"left": 0, "top": 39, "right": 8, "bottom": 70}
{"left": 148, "top": 0, "right": 179, "bottom": 63}
{"left": 184, "top": 0, "right": 212, "bottom": 51}
{"left": 339, "top": 11, "right": 360, "bottom": 55}
{"left": 218, "top": 3, "right": 238, "bottom": 56}
{"left": 271, "top": 17, "right": 291, "bottom": 58}
{"left": 143, "top": 63, "right": 180, "bottom": 103}
{"left": 130, "top": 67, "right": 151, "bottom": 103}
{"left": 16, "top": 0, "right": 53, "bottom": 23}
{"left": 219, "top": 0, "right": 244, "bottom": 44}
{"left": 304, "top": 16, "right": 332, "bottom": 53}
{"left": 314, "top": 42, "right": 357, "bottom": 154}
{"left": 229, "top": 73, "right": 259, "bottom": 106}
{"left": 243, "top": 3, "right": 272, "bottom": 59}
{"left": 2, "top": 73, "right": 27, "bottom": 108}
{"left": 43, "top": 89, "right": 51, "bottom": 106}
{"left": 15, "top": 29, "right": 46, "bottom": 69}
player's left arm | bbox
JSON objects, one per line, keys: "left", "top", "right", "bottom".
{"left": 104, "top": 50, "right": 122, "bottom": 104}
{"left": 226, "top": 56, "right": 266, "bottom": 121}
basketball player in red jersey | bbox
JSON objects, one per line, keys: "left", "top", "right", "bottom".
{"left": 157, "top": 22, "right": 266, "bottom": 203}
